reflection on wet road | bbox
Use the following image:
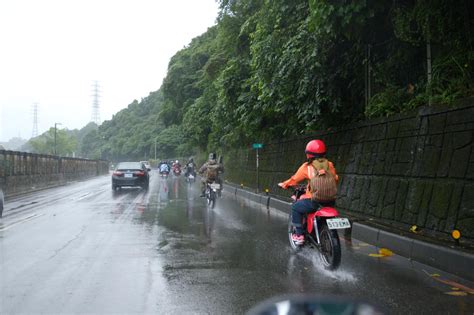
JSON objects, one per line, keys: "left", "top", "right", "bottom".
{"left": 1, "top": 173, "right": 473, "bottom": 314}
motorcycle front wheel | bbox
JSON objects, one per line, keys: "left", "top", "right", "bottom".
{"left": 319, "top": 224, "right": 341, "bottom": 270}
{"left": 207, "top": 189, "right": 216, "bottom": 209}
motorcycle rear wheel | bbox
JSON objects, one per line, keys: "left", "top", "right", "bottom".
{"left": 319, "top": 225, "right": 341, "bottom": 270}
{"left": 287, "top": 214, "right": 302, "bottom": 252}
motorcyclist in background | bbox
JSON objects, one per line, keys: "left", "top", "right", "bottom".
{"left": 198, "top": 153, "right": 224, "bottom": 197}
{"left": 184, "top": 157, "right": 196, "bottom": 177}
{"left": 159, "top": 160, "right": 170, "bottom": 175}
{"left": 172, "top": 159, "right": 182, "bottom": 173}
{"left": 278, "top": 140, "right": 339, "bottom": 245}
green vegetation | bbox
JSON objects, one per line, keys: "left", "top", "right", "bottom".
{"left": 78, "top": 0, "right": 472, "bottom": 161}
{"left": 23, "top": 122, "right": 98, "bottom": 157}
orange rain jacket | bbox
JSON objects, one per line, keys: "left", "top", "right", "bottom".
{"left": 279, "top": 160, "right": 339, "bottom": 200}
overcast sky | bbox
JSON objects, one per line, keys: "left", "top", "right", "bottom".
{"left": 0, "top": 0, "right": 219, "bottom": 142}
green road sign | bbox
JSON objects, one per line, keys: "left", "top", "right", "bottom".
{"left": 252, "top": 143, "right": 263, "bottom": 149}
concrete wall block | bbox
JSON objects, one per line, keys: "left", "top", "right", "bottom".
{"left": 456, "top": 218, "right": 474, "bottom": 238}
{"left": 416, "top": 182, "right": 433, "bottom": 227}
{"left": 418, "top": 134, "right": 443, "bottom": 177}
{"left": 358, "top": 177, "right": 371, "bottom": 214}
{"left": 411, "top": 240, "right": 474, "bottom": 281}
{"left": 377, "top": 230, "right": 414, "bottom": 258}
{"left": 349, "top": 177, "right": 362, "bottom": 211}
{"left": 445, "top": 108, "right": 474, "bottom": 132}
{"left": 437, "top": 134, "right": 452, "bottom": 178}
{"left": 458, "top": 183, "right": 474, "bottom": 221}
{"left": 368, "top": 124, "right": 387, "bottom": 141}
{"left": 383, "top": 139, "right": 397, "bottom": 174}
{"left": 351, "top": 222, "right": 379, "bottom": 245}
{"left": 403, "top": 180, "right": 425, "bottom": 224}
{"left": 397, "top": 117, "right": 419, "bottom": 138}
{"left": 367, "top": 177, "right": 383, "bottom": 216}
{"left": 394, "top": 180, "right": 409, "bottom": 222}
{"left": 428, "top": 113, "right": 447, "bottom": 135}
{"left": 429, "top": 182, "right": 454, "bottom": 220}
{"left": 380, "top": 179, "right": 399, "bottom": 220}
{"left": 364, "top": 142, "right": 379, "bottom": 175}
{"left": 335, "top": 144, "right": 351, "bottom": 173}
{"left": 444, "top": 184, "right": 464, "bottom": 232}
{"left": 425, "top": 213, "right": 442, "bottom": 232}
{"left": 351, "top": 126, "right": 367, "bottom": 143}
{"left": 449, "top": 130, "right": 472, "bottom": 178}
{"left": 345, "top": 143, "right": 362, "bottom": 174}
{"left": 466, "top": 145, "right": 474, "bottom": 179}
{"left": 411, "top": 136, "right": 426, "bottom": 177}
{"left": 337, "top": 176, "right": 352, "bottom": 210}
{"left": 419, "top": 116, "right": 429, "bottom": 135}
{"left": 386, "top": 120, "right": 400, "bottom": 139}
{"left": 372, "top": 140, "right": 387, "bottom": 175}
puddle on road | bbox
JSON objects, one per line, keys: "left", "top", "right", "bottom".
{"left": 291, "top": 247, "right": 358, "bottom": 283}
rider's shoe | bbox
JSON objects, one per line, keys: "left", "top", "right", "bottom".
{"left": 291, "top": 234, "right": 304, "bottom": 245}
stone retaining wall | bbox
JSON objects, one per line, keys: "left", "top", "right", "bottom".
{"left": 224, "top": 103, "right": 474, "bottom": 239}
{"left": 0, "top": 150, "right": 109, "bottom": 196}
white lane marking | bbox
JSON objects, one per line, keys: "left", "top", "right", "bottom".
{"left": 71, "top": 192, "right": 92, "bottom": 201}
{"left": 0, "top": 213, "right": 45, "bottom": 232}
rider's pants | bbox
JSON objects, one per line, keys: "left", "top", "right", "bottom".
{"left": 292, "top": 198, "right": 319, "bottom": 235}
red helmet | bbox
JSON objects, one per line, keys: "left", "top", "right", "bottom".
{"left": 305, "top": 139, "right": 326, "bottom": 158}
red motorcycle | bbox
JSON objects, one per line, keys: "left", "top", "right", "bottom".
{"left": 172, "top": 165, "right": 181, "bottom": 176}
{"left": 287, "top": 185, "right": 350, "bottom": 270}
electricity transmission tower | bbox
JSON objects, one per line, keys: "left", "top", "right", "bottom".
{"left": 91, "top": 81, "right": 101, "bottom": 125}
{"left": 32, "top": 103, "right": 39, "bottom": 138}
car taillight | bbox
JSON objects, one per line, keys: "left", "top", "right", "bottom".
{"left": 134, "top": 171, "right": 145, "bottom": 176}
{"left": 113, "top": 171, "right": 124, "bottom": 176}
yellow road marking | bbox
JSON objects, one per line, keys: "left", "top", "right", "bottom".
{"left": 445, "top": 291, "right": 468, "bottom": 296}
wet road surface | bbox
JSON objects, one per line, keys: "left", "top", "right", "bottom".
{"left": 1, "top": 173, "right": 473, "bottom": 314}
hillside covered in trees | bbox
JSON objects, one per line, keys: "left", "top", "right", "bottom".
{"left": 80, "top": 0, "right": 473, "bottom": 161}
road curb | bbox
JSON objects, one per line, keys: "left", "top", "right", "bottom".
{"left": 225, "top": 183, "right": 474, "bottom": 282}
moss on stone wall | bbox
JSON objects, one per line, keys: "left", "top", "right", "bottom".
{"left": 223, "top": 104, "right": 474, "bottom": 239}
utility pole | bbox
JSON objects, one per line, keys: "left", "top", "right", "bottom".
{"left": 91, "top": 81, "right": 101, "bottom": 125}
{"left": 32, "top": 103, "right": 39, "bottom": 138}
{"left": 54, "top": 122, "right": 62, "bottom": 155}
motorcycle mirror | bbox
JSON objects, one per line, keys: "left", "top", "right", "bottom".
{"left": 246, "top": 294, "right": 383, "bottom": 315}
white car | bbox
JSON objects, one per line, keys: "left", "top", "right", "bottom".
{"left": 140, "top": 161, "right": 152, "bottom": 172}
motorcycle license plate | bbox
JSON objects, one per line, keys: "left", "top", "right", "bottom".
{"left": 189, "top": 175, "right": 194, "bottom": 179}
{"left": 326, "top": 218, "right": 351, "bottom": 229}
{"left": 210, "top": 183, "right": 221, "bottom": 190}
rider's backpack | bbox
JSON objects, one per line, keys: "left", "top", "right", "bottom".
{"left": 207, "top": 161, "right": 219, "bottom": 180}
{"left": 308, "top": 158, "right": 337, "bottom": 202}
